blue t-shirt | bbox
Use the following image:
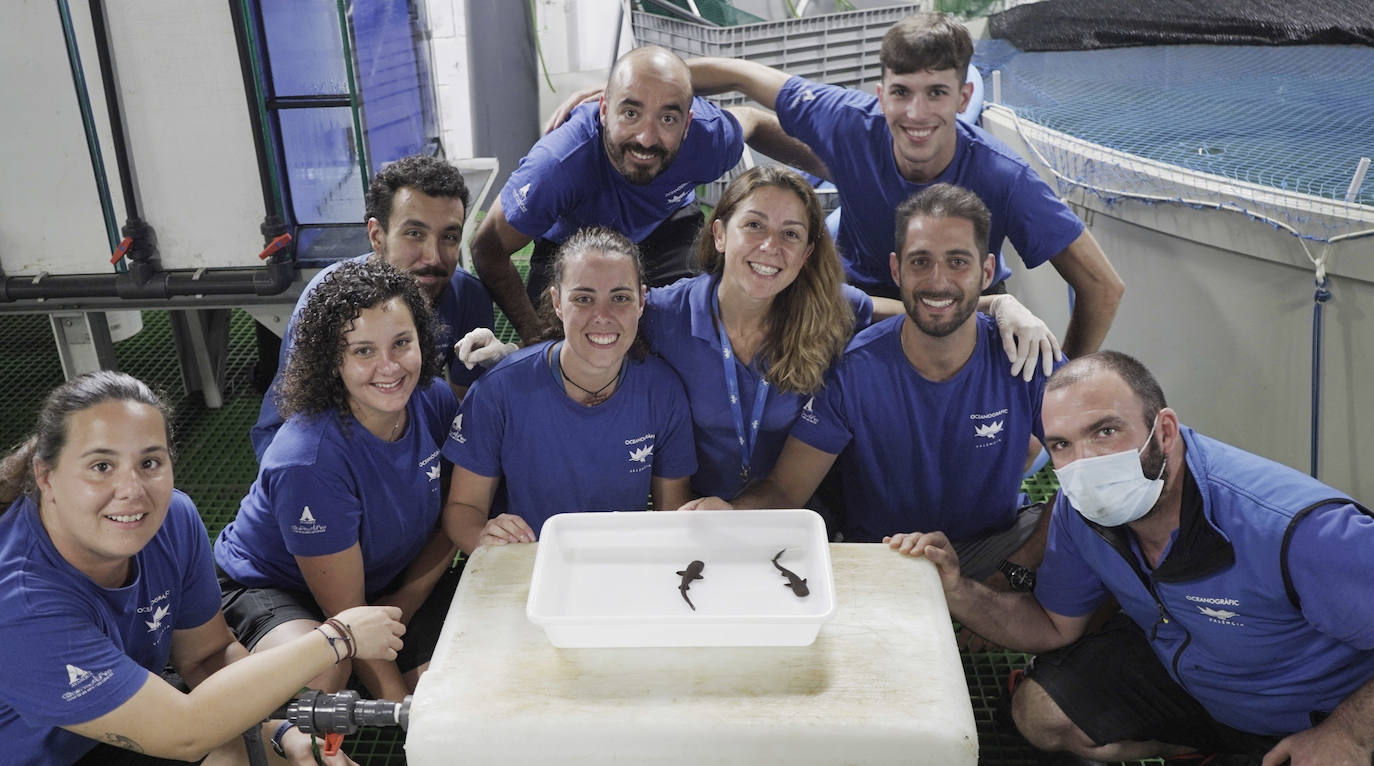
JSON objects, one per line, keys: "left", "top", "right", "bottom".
{"left": 449, "top": 340, "right": 697, "bottom": 535}
{"left": 218, "top": 379, "right": 460, "bottom": 599}
{"left": 790, "top": 314, "right": 1052, "bottom": 543}
{"left": 250, "top": 253, "right": 493, "bottom": 459}
{"left": 643, "top": 273, "right": 873, "bottom": 500}
{"left": 0, "top": 491, "right": 221, "bottom": 766}
{"left": 775, "top": 76, "right": 1084, "bottom": 293}
{"left": 500, "top": 99, "right": 743, "bottom": 244}
{"left": 1036, "top": 427, "right": 1374, "bottom": 735}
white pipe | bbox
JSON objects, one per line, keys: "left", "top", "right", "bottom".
{"left": 1344, "top": 157, "right": 1370, "bottom": 203}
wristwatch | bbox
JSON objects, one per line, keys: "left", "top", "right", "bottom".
{"left": 271, "top": 720, "right": 296, "bottom": 758}
{"left": 997, "top": 559, "right": 1037, "bottom": 593}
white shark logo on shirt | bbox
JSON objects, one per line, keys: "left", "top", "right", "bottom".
{"left": 1198, "top": 606, "right": 1239, "bottom": 621}
{"left": 974, "top": 420, "right": 1005, "bottom": 439}
{"left": 427, "top": 464, "right": 441, "bottom": 481}
{"left": 67, "top": 665, "right": 92, "bottom": 687}
{"left": 300, "top": 506, "right": 316, "bottom": 525}
{"left": 145, "top": 604, "right": 171, "bottom": 632}
{"left": 629, "top": 445, "right": 653, "bottom": 463}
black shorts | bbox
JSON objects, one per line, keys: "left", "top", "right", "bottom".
{"left": 525, "top": 205, "right": 705, "bottom": 304}
{"left": 218, "top": 559, "right": 465, "bottom": 673}
{"left": 1024, "top": 613, "right": 1281, "bottom": 756}
{"left": 72, "top": 743, "right": 199, "bottom": 766}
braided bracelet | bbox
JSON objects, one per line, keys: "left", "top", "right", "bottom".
{"left": 323, "top": 618, "right": 356, "bottom": 661}
{"left": 315, "top": 624, "right": 346, "bottom": 664}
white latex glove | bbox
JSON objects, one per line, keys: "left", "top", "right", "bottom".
{"left": 988, "top": 294, "right": 1062, "bottom": 381}
{"left": 455, "top": 328, "right": 517, "bottom": 370}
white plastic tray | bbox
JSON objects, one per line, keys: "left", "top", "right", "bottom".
{"left": 526, "top": 509, "right": 835, "bottom": 648}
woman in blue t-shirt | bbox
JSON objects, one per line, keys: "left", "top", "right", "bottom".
{"left": 642, "top": 166, "right": 866, "bottom": 502}
{"left": 0, "top": 371, "right": 402, "bottom": 766}
{"left": 215, "top": 260, "right": 461, "bottom": 705}
{"left": 443, "top": 227, "right": 697, "bottom": 549}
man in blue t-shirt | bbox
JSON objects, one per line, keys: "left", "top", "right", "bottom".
{"left": 472, "top": 45, "right": 820, "bottom": 343}
{"left": 684, "top": 183, "right": 1055, "bottom": 588}
{"left": 685, "top": 12, "right": 1124, "bottom": 359}
{"left": 251, "top": 155, "right": 493, "bottom": 458}
{"left": 891, "top": 351, "right": 1374, "bottom": 764}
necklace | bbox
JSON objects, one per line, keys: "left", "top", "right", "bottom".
{"left": 388, "top": 412, "right": 405, "bottom": 441}
{"left": 559, "top": 353, "right": 621, "bottom": 406}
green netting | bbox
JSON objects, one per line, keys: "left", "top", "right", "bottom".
{"left": 491, "top": 250, "right": 531, "bottom": 345}
{"left": 1021, "top": 462, "right": 1059, "bottom": 505}
{"left": 641, "top": 0, "right": 765, "bottom": 26}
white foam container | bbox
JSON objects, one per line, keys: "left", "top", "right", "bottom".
{"left": 526, "top": 509, "right": 835, "bottom": 648}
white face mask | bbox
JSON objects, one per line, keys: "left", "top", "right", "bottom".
{"left": 1055, "top": 416, "right": 1166, "bottom": 527}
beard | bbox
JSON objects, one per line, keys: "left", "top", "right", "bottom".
{"left": 1140, "top": 433, "right": 1167, "bottom": 482}
{"left": 902, "top": 288, "right": 980, "bottom": 338}
{"left": 1133, "top": 433, "right": 1171, "bottom": 522}
{"left": 602, "top": 132, "right": 675, "bottom": 185}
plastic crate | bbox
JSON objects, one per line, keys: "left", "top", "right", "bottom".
{"left": 632, "top": 3, "right": 926, "bottom": 96}
{"left": 632, "top": 4, "right": 928, "bottom": 204}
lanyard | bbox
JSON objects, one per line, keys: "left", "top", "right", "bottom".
{"left": 712, "top": 289, "right": 770, "bottom": 485}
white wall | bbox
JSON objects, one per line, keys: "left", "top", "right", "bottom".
{"left": 425, "top": 0, "right": 476, "bottom": 159}
{"left": 532, "top": 0, "right": 635, "bottom": 122}
{"left": 984, "top": 107, "right": 1374, "bottom": 501}
{"left": 2, "top": 0, "right": 265, "bottom": 275}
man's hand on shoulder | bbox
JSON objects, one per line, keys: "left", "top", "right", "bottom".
{"left": 983, "top": 293, "right": 1062, "bottom": 381}
{"left": 544, "top": 87, "right": 603, "bottom": 134}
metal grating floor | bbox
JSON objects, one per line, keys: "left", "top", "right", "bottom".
{"left": 0, "top": 304, "right": 1157, "bottom": 766}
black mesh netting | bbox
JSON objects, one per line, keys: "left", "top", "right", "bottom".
{"left": 988, "top": 0, "right": 1374, "bottom": 51}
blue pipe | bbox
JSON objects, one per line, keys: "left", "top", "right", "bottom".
{"left": 56, "top": 0, "right": 119, "bottom": 252}
{"left": 1310, "top": 277, "right": 1331, "bottom": 478}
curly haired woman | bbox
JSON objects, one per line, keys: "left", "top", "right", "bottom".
{"left": 216, "top": 259, "right": 460, "bottom": 707}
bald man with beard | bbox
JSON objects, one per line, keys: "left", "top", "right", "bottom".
{"left": 472, "top": 46, "right": 816, "bottom": 343}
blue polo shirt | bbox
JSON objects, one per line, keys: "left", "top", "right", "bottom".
{"left": 250, "top": 253, "right": 493, "bottom": 459}
{"left": 775, "top": 76, "right": 1084, "bottom": 294}
{"left": 450, "top": 340, "right": 697, "bottom": 535}
{"left": 219, "top": 379, "right": 460, "bottom": 599}
{"left": 643, "top": 274, "right": 872, "bottom": 499}
{"left": 1037, "top": 426, "right": 1374, "bottom": 736}
{"left": 500, "top": 99, "right": 743, "bottom": 244}
{"left": 789, "top": 314, "right": 1053, "bottom": 542}
{"left": 0, "top": 491, "right": 221, "bottom": 766}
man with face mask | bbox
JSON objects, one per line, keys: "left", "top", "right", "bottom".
{"left": 890, "top": 351, "right": 1374, "bottom": 765}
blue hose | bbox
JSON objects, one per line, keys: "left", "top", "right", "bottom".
{"left": 1310, "top": 277, "right": 1331, "bottom": 478}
